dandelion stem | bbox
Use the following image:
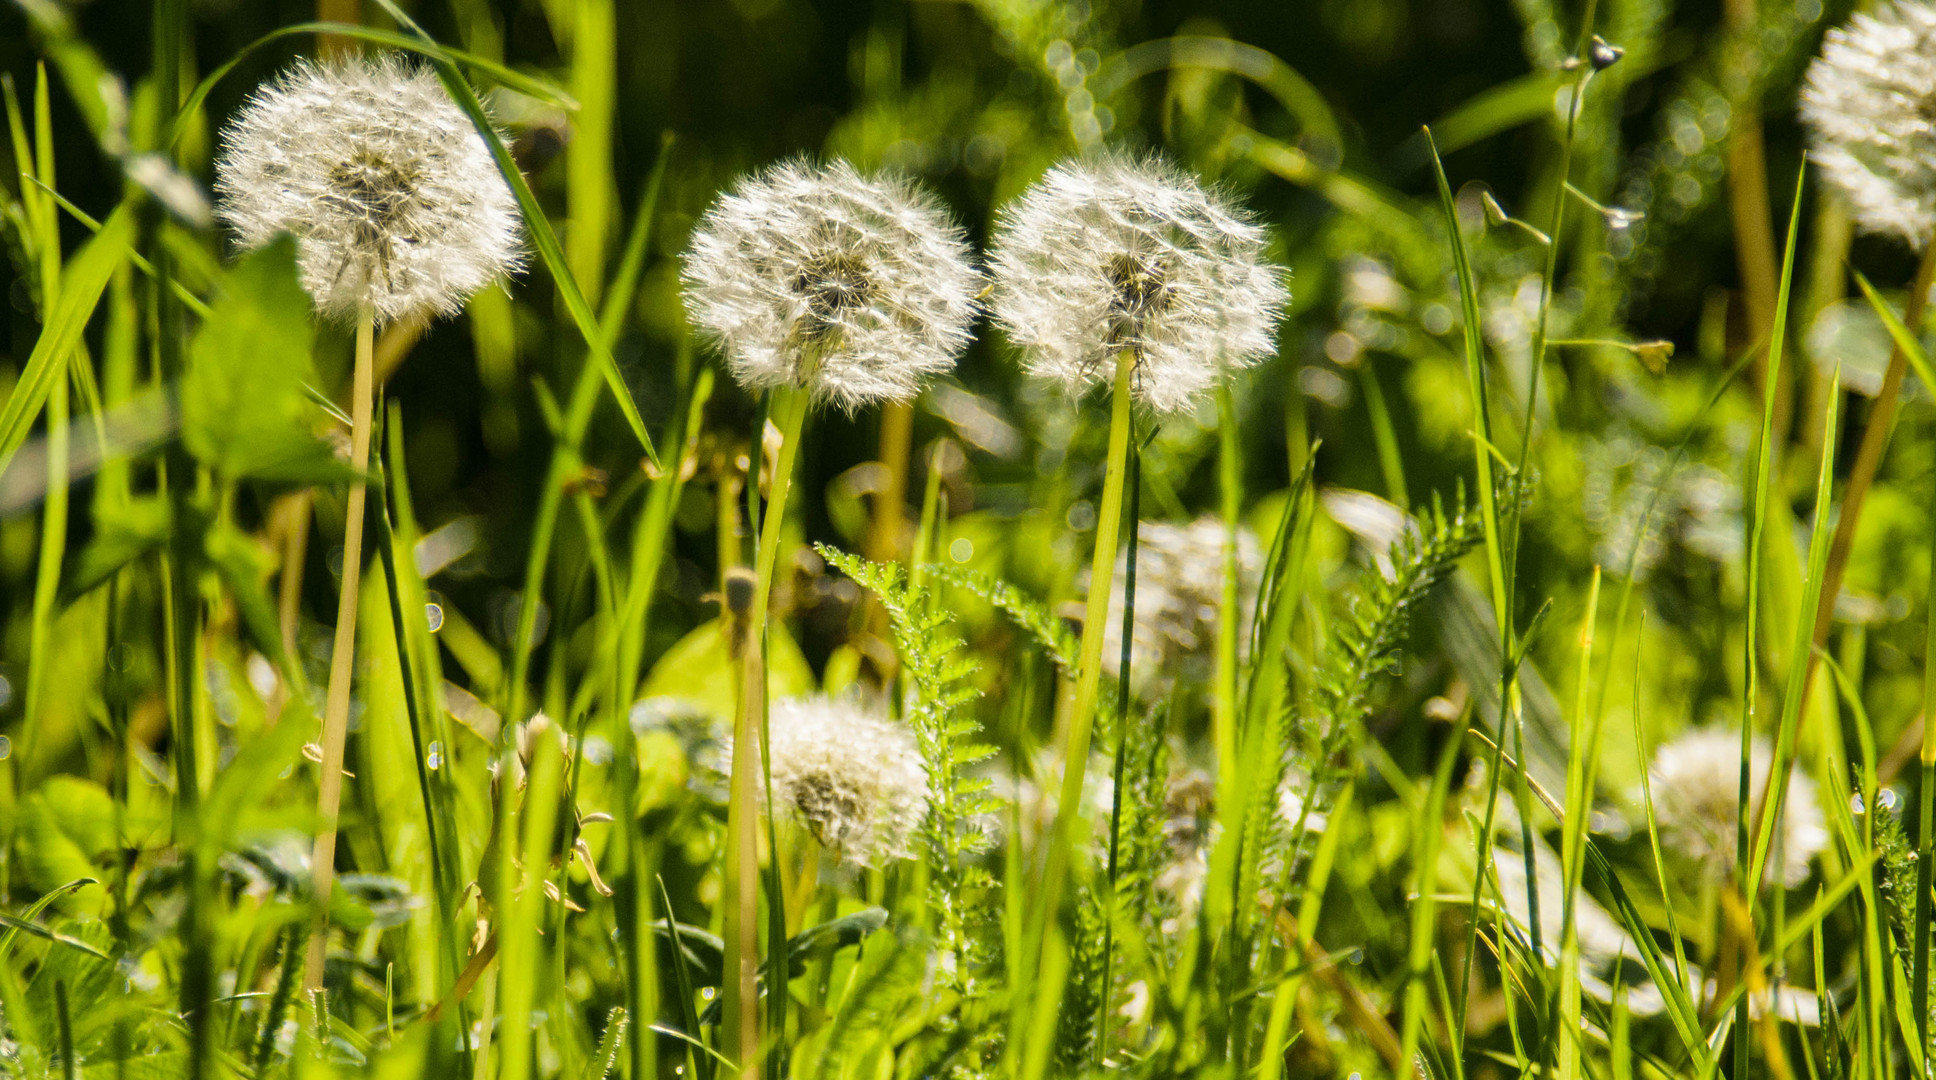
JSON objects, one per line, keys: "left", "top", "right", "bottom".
{"left": 1916, "top": 494, "right": 1936, "bottom": 1062}
{"left": 304, "top": 301, "right": 376, "bottom": 991}
{"left": 1037, "top": 347, "right": 1135, "bottom": 1031}
{"left": 1098, "top": 438, "right": 1141, "bottom": 1067}
{"left": 722, "top": 381, "right": 809, "bottom": 1069}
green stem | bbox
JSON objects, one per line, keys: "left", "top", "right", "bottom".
{"left": 1034, "top": 348, "right": 1135, "bottom": 1041}
{"left": 1097, "top": 440, "right": 1141, "bottom": 1066}
{"left": 1917, "top": 475, "right": 1936, "bottom": 1063}
{"left": 305, "top": 302, "right": 376, "bottom": 991}
{"left": 722, "top": 382, "right": 809, "bottom": 1069}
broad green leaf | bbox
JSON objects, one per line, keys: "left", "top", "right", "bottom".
{"left": 15, "top": 777, "right": 115, "bottom": 911}
{"left": 180, "top": 237, "right": 353, "bottom": 484}
{"left": 638, "top": 617, "right": 816, "bottom": 724}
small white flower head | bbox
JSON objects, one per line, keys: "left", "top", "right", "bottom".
{"left": 1801, "top": 2, "right": 1936, "bottom": 245}
{"left": 1097, "top": 518, "right": 1263, "bottom": 696}
{"left": 214, "top": 54, "right": 524, "bottom": 325}
{"left": 1155, "top": 768, "right": 1218, "bottom": 916}
{"left": 681, "top": 159, "right": 981, "bottom": 411}
{"left": 1649, "top": 728, "right": 1829, "bottom": 888}
{"left": 1490, "top": 839, "right": 1634, "bottom": 969}
{"left": 989, "top": 155, "right": 1288, "bottom": 414}
{"left": 744, "top": 695, "right": 929, "bottom": 869}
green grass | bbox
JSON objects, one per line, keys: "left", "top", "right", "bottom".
{"left": 8, "top": 0, "right": 1936, "bottom": 1077}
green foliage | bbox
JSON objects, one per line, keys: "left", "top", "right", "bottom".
{"left": 9, "top": 0, "right": 1936, "bottom": 1076}
{"left": 179, "top": 237, "right": 349, "bottom": 485}
{"left": 817, "top": 545, "right": 999, "bottom": 996}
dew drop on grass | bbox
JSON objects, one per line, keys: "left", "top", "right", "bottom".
{"left": 1880, "top": 787, "right": 1901, "bottom": 812}
{"left": 0, "top": 734, "right": 11, "bottom": 761}
{"left": 426, "top": 603, "right": 444, "bottom": 633}
{"left": 427, "top": 742, "right": 444, "bottom": 770}
{"left": 1852, "top": 792, "right": 1866, "bottom": 815}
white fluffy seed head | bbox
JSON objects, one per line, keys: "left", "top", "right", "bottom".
{"left": 744, "top": 695, "right": 929, "bottom": 869}
{"left": 214, "top": 54, "right": 524, "bottom": 325}
{"left": 681, "top": 159, "right": 981, "bottom": 411}
{"left": 1649, "top": 728, "right": 1828, "bottom": 888}
{"left": 989, "top": 155, "right": 1288, "bottom": 415}
{"left": 1801, "top": 2, "right": 1936, "bottom": 245}
{"left": 1097, "top": 517, "right": 1262, "bottom": 696}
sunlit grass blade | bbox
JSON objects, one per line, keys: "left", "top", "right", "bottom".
{"left": 369, "top": 0, "right": 657, "bottom": 466}
{"left": 0, "top": 203, "right": 133, "bottom": 476}
{"left": 169, "top": 21, "right": 580, "bottom": 151}
{"left": 1745, "top": 368, "right": 1838, "bottom": 899}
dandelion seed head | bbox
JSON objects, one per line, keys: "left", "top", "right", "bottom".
{"left": 1096, "top": 518, "right": 1263, "bottom": 696}
{"left": 1800, "top": 2, "right": 1936, "bottom": 245}
{"left": 989, "top": 155, "right": 1288, "bottom": 414}
{"left": 1490, "top": 839, "right": 1634, "bottom": 969}
{"left": 214, "top": 55, "right": 524, "bottom": 325}
{"left": 1155, "top": 768, "right": 1217, "bottom": 914}
{"left": 730, "top": 695, "right": 928, "bottom": 869}
{"left": 681, "top": 159, "right": 981, "bottom": 411}
{"left": 1649, "top": 728, "right": 1828, "bottom": 888}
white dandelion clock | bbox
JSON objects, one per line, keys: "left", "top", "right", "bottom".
{"left": 1648, "top": 728, "right": 1828, "bottom": 888}
{"left": 217, "top": 54, "right": 524, "bottom": 992}
{"left": 214, "top": 54, "right": 524, "bottom": 324}
{"left": 1096, "top": 517, "right": 1262, "bottom": 696}
{"left": 989, "top": 155, "right": 1288, "bottom": 415}
{"left": 738, "top": 696, "right": 929, "bottom": 869}
{"left": 681, "top": 159, "right": 981, "bottom": 411}
{"left": 1800, "top": 2, "right": 1936, "bottom": 245}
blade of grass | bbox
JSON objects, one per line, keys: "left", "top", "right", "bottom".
{"left": 497, "top": 725, "right": 565, "bottom": 1080}
{"left": 167, "top": 21, "right": 579, "bottom": 151}
{"left": 1745, "top": 362, "right": 1839, "bottom": 899}
{"left": 1556, "top": 568, "right": 1603, "bottom": 1080}
{"left": 372, "top": 405, "right": 465, "bottom": 999}
{"left": 0, "top": 203, "right": 132, "bottom": 476}
{"left": 370, "top": 0, "right": 656, "bottom": 466}
{"left": 1730, "top": 154, "right": 1807, "bottom": 1080}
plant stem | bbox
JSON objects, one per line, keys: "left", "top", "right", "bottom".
{"left": 305, "top": 302, "right": 376, "bottom": 991}
{"left": 1097, "top": 439, "right": 1141, "bottom": 1066}
{"left": 1809, "top": 240, "right": 1936, "bottom": 687}
{"left": 1917, "top": 484, "right": 1936, "bottom": 1063}
{"left": 722, "top": 382, "right": 809, "bottom": 1070}
{"left": 272, "top": 490, "right": 312, "bottom": 725}
{"left": 1035, "top": 348, "right": 1135, "bottom": 1035}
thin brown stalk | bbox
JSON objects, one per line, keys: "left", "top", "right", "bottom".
{"left": 1810, "top": 242, "right": 1936, "bottom": 669}
{"left": 316, "top": 0, "right": 361, "bottom": 56}
{"left": 303, "top": 303, "right": 376, "bottom": 991}
{"left": 866, "top": 401, "right": 914, "bottom": 679}
{"left": 1723, "top": 0, "right": 1783, "bottom": 428}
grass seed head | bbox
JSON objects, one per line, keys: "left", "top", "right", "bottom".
{"left": 213, "top": 54, "right": 525, "bottom": 324}
{"left": 988, "top": 154, "right": 1288, "bottom": 414}
{"left": 680, "top": 158, "right": 982, "bottom": 411}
